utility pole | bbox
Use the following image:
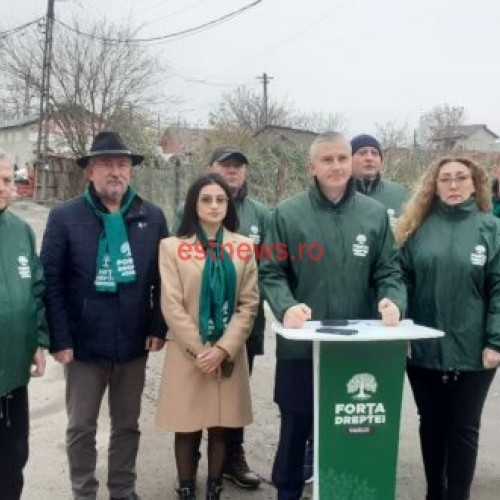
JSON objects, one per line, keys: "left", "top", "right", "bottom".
{"left": 35, "top": 0, "right": 55, "bottom": 201}
{"left": 256, "top": 72, "right": 273, "bottom": 127}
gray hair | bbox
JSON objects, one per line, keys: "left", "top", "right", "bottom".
{"left": 309, "top": 131, "right": 351, "bottom": 161}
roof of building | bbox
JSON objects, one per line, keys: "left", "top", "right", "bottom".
{"left": 0, "top": 115, "right": 38, "bottom": 130}
{"left": 432, "top": 124, "right": 499, "bottom": 141}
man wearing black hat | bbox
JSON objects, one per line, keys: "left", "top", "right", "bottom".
{"left": 41, "top": 131, "right": 168, "bottom": 500}
{"left": 172, "top": 146, "right": 269, "bottom": 490}
{"left": 351, "top": 134, "right": 408, "bottom": 227}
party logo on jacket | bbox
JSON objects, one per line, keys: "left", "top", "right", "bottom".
{"left": 249, "top": 224, "right": 260, "bottom": 244}
{"left": 470, "top": 245, "right": 486, "bottom": 266}
{"left": 17, "top": 255, "right": 31, "bottom": 279}
{"left": 352, "top": 234, "right": 369, "bottom": 257}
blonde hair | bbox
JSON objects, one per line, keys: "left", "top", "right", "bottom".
{"left": 394, "top": 156, "right": 491, "bottom": 246}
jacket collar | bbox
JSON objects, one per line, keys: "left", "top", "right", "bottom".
{"left": 434, "top": 197, "right": 477, "bottom": 219}
{"left": 310, "top": 176, "right": 356, "bottom": 210}
{"left": 234, "top": 182, "right": 248, "bottom": 204}
{"left": 355, "top": 174, "right": 381, "bottom": 195}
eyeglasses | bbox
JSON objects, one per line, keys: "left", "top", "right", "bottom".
{"left": 436, "top": 174, "right": 472, "bottom": 186}
{"left": 199, "top": 195, "right": 229, "bottom": 205}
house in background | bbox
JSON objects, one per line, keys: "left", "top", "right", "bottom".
{"left": 0, "top": 116, "right": 38, "bottom": 168}
{"left": 430, "top": 124, "right": 499, "bottom": 152}
{"left": 160, "top": 126, "right": 208, "bottom": 161}
{"left": 0, "top": 114, "right": 76, "bottom": 167}
{"left": 253, "top": 124, "right": 318, "bottom": 148}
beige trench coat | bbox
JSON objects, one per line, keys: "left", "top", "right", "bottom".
{"left": 156, "top": 230, "right": 259, "bottom": 432}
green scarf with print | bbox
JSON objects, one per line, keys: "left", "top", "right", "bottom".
{"left": 84, "top": 186, "right": 137, "bottom": 292}
{"left": 197, "top": 227, "right": 237, "bottom": 344}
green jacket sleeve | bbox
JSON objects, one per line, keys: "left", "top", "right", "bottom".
{"left": 259, "top": 208, "right": 298, "bottom": 322}
{"left": 28, "top": 227, "right": 49, "bottom": 349}
{"left": 371, "top": 215, "right": 407, "bottom": 318}
{"left": 485, "top": 230, "right": 500, "bottom": 351}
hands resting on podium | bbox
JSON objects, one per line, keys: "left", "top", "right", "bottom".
{"left": 283, "top": 298, "right": 401, "bottom": 329}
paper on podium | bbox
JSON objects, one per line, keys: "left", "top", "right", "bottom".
{"left": 273, "top": 319, "right": 444, "bottom": 342}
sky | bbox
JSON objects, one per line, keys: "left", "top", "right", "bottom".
{"left": 1, "top": 0, "right": 499, "bottom": 138}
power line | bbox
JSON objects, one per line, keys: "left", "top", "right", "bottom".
{"left": 0, "top": 17, "right": 43, "bottom": 40}
{"left": 140, "top": 0, "right": 208, "bottom": 29}
{"left": 54, "top": 0, "right": 264, "bottom": 45}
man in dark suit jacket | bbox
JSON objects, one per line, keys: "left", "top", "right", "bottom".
{"left": 42, "top": 132, "right": 168, "bottom": 500}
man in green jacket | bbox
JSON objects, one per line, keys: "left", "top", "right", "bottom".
{"left": 259, "top": 132, "right": 406, "bottom": 500}
{"left": 173, "top": 147, "right": 270, "bottom": 489}
{"left": 0, "top": 149, "right": 48, "bottom": 500}
{"left": 351, "top": 134, "right": 408, "bottom": 227}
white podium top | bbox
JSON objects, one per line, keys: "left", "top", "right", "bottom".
{"left": 273, "top": 319, "right": 444, "bottom": 342}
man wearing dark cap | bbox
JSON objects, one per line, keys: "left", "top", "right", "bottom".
{"left": 351, "top": 134, "right": 408, "bottom": 227}
{"left": 41, "top": 131, "right": 169, "bottom": 500}
{"left": 210, "top": 147, "right": 269, "bottom": 489}
{"left": 172, "top": 146, "right": 269, "bottom": 490}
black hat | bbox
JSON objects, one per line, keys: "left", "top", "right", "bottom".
{"left": 76, "top": 131, "right": 144, "bottom": 168}
{"left": 351, "top": 134, "right": 383, "bottom": 159}
{"left": 209, "top": 146, "right": 248, "bottom": 166}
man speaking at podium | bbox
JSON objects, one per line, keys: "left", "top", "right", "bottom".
{"left": 259, "top": 132, "right": 406, "bottom": 500}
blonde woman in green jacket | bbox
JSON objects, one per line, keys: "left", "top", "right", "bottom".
{"left": 395, "top": 157, "right": 500, "bottom": 500}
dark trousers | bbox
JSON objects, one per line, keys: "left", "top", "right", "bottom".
{"left": 0, "top": 386, "right": 29, "bottom": 500}
{"left": 272, "top": 408, "right": 313, "bottom": 500}
{"left": 225, "top": 347, "right": 256, "bottom": 459}
{"left": 407, "top": 364, "right": 495, "bottom": 500}
{"left": 65, "top": 357, "right": 147, "bottom": 500}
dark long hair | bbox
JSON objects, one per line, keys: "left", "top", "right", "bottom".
{"left": 177, "top": 173, "right": 239, "bottom": 237}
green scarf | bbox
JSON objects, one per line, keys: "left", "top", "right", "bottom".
{"left": 84, "top": 186, "right": 137, "bottom": 292}
{"left": 197, "top": 227, "right": 237, "bottom": 344}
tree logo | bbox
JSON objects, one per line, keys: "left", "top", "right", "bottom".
{"left": 17, "top": 255, "right": 31, "bottom": 279}
{"left": 120, "top": 242, "right": 132, "bottom": 258}
{"left": 387, "top": 208, "right": 397, "bottom": 228}
{"left": 249, "top": 225, "right": 260, "bottom": 244}
{"left": 470, "top": 245, "right": 486, "bottom": 266}
{"left": 352, "top": 234, "right": 369, "bottom": 257}
{"left": 347, "top": 373, "right": 377, "bottom": 400}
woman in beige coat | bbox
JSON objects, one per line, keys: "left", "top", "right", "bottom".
{"left": 157, "top": 173, "right": 258, "bottom": 500}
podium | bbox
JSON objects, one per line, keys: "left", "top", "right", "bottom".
{"left": 273, "top": 319, "right": 443, "bottom": 500}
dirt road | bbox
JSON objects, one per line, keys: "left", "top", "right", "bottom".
{"left": 10, "top": 200, "right": 500, "bottom": 500}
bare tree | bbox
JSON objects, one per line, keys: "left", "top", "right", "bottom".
{"left": 287, "top": 110, "right": 347, "bottom": 134}
{"left": 209, "top": 85, "right": 291, "bottom": 132}
{"left": 418, "top": 103, "right": 465, "bottom": 146}
{"left": 209, "top": 85, "right": 346, "bottom": 136}
{"left": 375, "top": 120, "right": 411, "bottom": 149}
{"left": 0, "top": 19, "right": 166, "bottom": 156}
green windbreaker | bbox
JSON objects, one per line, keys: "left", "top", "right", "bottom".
{"left": 356, "top": 176, "right": 409, "bottom": 227}
{"left": 0, "top": 209, "right": 48, "bottom": 397}
{"left": 260, "top": 179, "right": 407, "bottom": 360}
{"left": 402, "top": 198, "right": 500, "bottom": 371}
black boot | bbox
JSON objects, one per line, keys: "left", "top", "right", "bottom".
{"left": 206, "top": 477, "right": 223, "bottom": 500}
{"left": 176, "top": 479, "right": 196, "bottom": 499}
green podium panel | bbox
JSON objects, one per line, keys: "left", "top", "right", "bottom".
{"left": 315, "top": 340, "right": 407, "bottom": 500}
{"left": 273, "top": 319, "right": 443, "bottom": 500}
